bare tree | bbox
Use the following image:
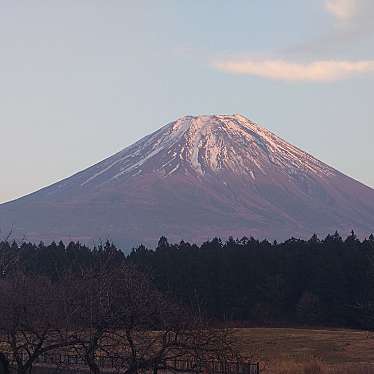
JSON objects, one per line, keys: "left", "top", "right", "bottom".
{"left": 0, "top": 272, "right": 78, "bottom": 374}
{"left": 0, "top": 254, "right": 241, "bottom": 374}
{"left": 68, "top": 264, "right": 239, "bottom": 374}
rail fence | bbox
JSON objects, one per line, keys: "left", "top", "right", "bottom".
{"left": 6, "top": 352, "right": 260, "bottom": 374}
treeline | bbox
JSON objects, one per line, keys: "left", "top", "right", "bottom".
{"left": 0, "top": 240, "right": 124, "bottom": 280}
{"left": 129, "top": 233, "right": 374, "bottom": 329}
{"left": 2, "top": 232, "right": 374, "bottom": 330}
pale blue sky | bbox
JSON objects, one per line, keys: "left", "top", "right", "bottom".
{"left": 1, "top": 0, "right": 373, "bottom": 203}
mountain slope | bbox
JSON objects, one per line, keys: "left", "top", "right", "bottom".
{"left": 1, "top": 114, "right": 373, "bottom": 246}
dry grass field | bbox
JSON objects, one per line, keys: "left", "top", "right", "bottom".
{"left": 233, "top": 328, "right": 374, "bottom": 373}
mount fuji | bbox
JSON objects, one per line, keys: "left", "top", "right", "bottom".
{"left": 1, "top": 114, "right": 374, "bottom": 247}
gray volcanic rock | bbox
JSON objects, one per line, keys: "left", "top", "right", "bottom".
{"left": 1, "top": 114, "right": 374, "bottom": 248}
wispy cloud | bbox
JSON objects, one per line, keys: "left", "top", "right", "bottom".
{"left": 284, "top": 0, "right": 374, "bottom": 57}
{"left": 210, "top": 1, "right": 374, "bottom": 82}
{"left": 213, "top": 59, "right": 374, "bottom": 82}
{"left": 325, "top": 0, "right": 357, "bottom": 22}
{"left": 323, "top": 0, "right": 374, "bottom": 34}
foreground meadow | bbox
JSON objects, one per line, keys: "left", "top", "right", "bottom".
{"left": 234, "top": 328, "right": 374, "bottom": 373}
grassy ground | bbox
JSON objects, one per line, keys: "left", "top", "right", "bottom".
{"left": 233, "top": 327, "right": 374, "bottom": 373}
{"left": 5, "top": 328, "right": 374, "bottom": 373}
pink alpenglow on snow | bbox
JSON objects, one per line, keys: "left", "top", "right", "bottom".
{"left": 0, "top": 114, "right": 373, "bottom": 248}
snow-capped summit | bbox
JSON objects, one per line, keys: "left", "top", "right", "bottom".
{"left": 0, "top": 114, "right": 373, "bottom": 248}
{"left": 77, "top": 114, "right": 335, "bottom": 187}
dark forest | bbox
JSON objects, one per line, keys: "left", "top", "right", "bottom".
{"left": 1, "top": 231, "right": 374, "bottom": 330}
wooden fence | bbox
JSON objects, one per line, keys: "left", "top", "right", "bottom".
{"left": 6, "top": 352, "right": 260, "bottom": 374}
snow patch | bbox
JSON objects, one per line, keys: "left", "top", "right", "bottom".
{"left": 80, "top": 114, "right": 337, "bottom": 187}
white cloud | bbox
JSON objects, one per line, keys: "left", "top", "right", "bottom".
{"left": 213, "top": 59, "right": 374, "bottom": 82}
{"left": 325, "top": 0, "right": 357, "bottom": 21}
{"left": 210, "top": 1, "right": 374, "bottom": 82}
{"left": 285, "top": 0, "right": 374, "bottom": 56}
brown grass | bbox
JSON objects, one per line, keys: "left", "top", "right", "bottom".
{"left": 232, "top": 328, "right": 374, "bottom": 373}
{"left": 268, "top": 359, "right": 374, "bottom": 373}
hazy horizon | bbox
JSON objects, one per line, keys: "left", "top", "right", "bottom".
{"left": 1, "top": 1, "right": 373, "bottom": 204}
